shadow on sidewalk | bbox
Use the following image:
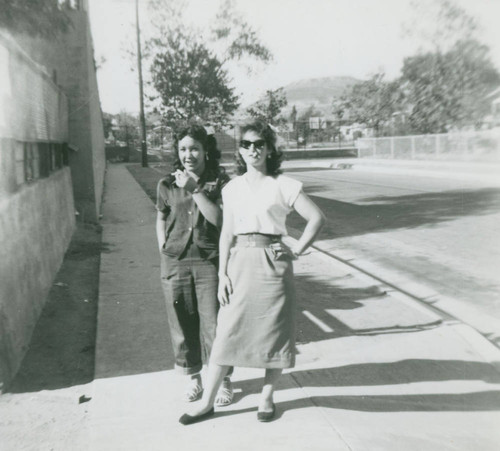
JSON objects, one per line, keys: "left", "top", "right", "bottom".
{"left": 293, "top": 273, "right": 441, "bottom": 345}
{"left": 174, "top": 387, "right": 500, "bottom": 426}
{"left": 288, "top": 360, "right": 500, "bottom": 386}
{"left": 288, "top": 187, "right": 500, "bottom": 240}
{"left": 7, "top": 224, "right": 104, "bottom": 394}
{"left": 218, "top": 391, "right": 500, "bottom": 415}
{"left": 224, "top": 360, "right": 500, "bottom": 414}
{"left": 302, "top": 390, "right": 500, "bottom": 412}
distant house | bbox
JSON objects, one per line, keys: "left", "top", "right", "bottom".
{"left": 487, "top": 87, "right": 500, "bottom": 126}
{"left": 480, "top": 86, "right": 500, "bottom": 128}
{"left": 340, "top": 123, "right": 372, "bottom": 140}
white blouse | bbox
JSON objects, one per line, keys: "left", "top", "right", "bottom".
{"left": 222, "top": 174, "right": 303, "bottom": 236}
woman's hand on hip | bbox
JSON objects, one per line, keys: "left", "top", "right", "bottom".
{"left": 218, "top": 274, "right": 233, "bottom": 306}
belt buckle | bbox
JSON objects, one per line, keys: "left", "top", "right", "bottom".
{"left": 248, "top": 235, "right": 256, "bottom": 247}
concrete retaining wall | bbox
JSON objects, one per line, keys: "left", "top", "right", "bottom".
{"left": 283, "top": 147, "right": 358, "bottom": 159}
{"left": 0, "top": 168, "right": 75, "bottom": 389}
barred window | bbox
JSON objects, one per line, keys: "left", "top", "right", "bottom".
{"left": 12, "top": 141, "right": 69, "bottom": 190}
{"left": 54, "top": 143, "right": 63, "bottom": 169}
{"left": 15, "top": 142, "right": 25, "bottom": 187}
{"left": 39, "top": 143, "right": 51, "bottom": 177}
{"left": 24, "top": 143, "right": 42, "bottom": 182}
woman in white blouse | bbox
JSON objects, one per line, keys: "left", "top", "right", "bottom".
{"left": 179, "top": 120, "right": 325, "bottom": 425}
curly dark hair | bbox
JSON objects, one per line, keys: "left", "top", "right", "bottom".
{"left": 235, "top": 120, "right": 283, "bottom": 176}
{"left": 171, "top": 124, "right": 222, "bottom": 179}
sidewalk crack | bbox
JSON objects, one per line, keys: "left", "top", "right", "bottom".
{"left": 288, "top": 372, "right": 354, "bottom": 451}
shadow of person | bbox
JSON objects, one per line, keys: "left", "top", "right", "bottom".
{"left": 289, "top": 359, "right": 500, "bottom": 387}
{"left": 290, "top": 390, "right": 500, "bottom": 412}
{"left": 227, "top": 359, "right": 500, "bottom": 414}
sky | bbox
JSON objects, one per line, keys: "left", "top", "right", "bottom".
{"left": 88, "top": 0, "right": 500, "bottom": 114}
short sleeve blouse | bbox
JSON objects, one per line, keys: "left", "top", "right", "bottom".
{"left": 222, "top": 174, "right": 303, "bottom": 236}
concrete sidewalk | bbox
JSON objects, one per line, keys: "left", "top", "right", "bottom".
{"left": 89, "top": 164, "right": 500, "bottom": 451}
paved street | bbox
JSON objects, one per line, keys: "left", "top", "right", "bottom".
{"left": 284, "top": 159, "right": 500, "bottom": 342}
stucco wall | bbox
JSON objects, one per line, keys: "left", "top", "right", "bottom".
{"left": 87, "top": 33, "right": 106, "bottom": 217}
{"left": 7, "top": 7, "right": 106, "bottom": 223}
{"left": 0, "top": 167, "right": 75, "bottom": 388}
{"left": 58, "top": 10, "right": 105, "bottom": 222}
{"left": 0, "top": 31, "right": 76, "bottom": 390}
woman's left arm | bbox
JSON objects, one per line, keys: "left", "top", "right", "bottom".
{"left": 290, "top": 191, "right": 326, "bottom": 256}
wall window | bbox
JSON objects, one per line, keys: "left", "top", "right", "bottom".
{"left": 13, "top": 141, "right": 69, "bottom": 190}
{"left": 15, "top": 142, "right": 25, "bottom": 187}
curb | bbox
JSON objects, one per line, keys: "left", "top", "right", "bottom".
{"left": 285, "top": 228, "right": 500, "bottom": 357}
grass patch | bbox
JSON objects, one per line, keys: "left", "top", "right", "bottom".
{"left": 126, "top": 164, "right": 168, "bottom": 204}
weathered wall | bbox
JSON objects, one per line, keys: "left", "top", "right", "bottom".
{"left": 0, "top": 32, "right": 75, "bottom": 389}
{"left": 64, "top": 9, "right": 105, "bottom": 222}
{"left": 85, "top": 13, "right": 106, "bottom": 215}
{"left": 0, "top": 168, "right": 75, "bottom": 388}
{"left": 10, "top": 5, "right": 106, "bottom": 223}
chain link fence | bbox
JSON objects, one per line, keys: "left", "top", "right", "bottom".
{"left": 356, "top": 129, "right": 500, "bottom": 162}
{"left": 106, "top": 120, "right": 363, "bottom": 166}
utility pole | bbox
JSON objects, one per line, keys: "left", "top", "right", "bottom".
{"left": 135, "top": 0, "right": 148, "bottom": 167}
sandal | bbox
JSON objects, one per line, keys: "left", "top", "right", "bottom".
{"left": 215, "top": 377, "right": 234, "bottom": 407}
{"left": 183, "top": 378, "right": 203, "bottom": 402}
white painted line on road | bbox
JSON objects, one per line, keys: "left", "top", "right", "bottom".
{"left": 302, "top": 310, "right": 334, "bottom": 333}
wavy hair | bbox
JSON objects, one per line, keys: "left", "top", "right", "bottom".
{"left": 172, "top": 124, "right": 222, "bottom": 179}
{"left": 235, "top": 120, "right": 283, "bottom": 176}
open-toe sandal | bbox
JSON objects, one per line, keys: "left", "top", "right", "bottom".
{"left": 183, "top": 380, "right": 203, "bottom": 402}
{"left": 215, "top": 377, "right": 234, "bottom": 407}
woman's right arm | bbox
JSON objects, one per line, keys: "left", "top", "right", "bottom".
{"left": 218, "top": 205, "right": 235, "bottom": 305}
{"left": 156, "top": 180, "right": 170, "bottom": 252}
{"left": 156, "top": 211, "right": 167, "bottom": 251}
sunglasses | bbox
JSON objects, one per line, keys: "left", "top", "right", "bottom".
{"left": 239, "top": 139, "right": 266, "bottom": 150}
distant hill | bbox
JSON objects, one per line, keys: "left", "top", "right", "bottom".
{"left": 237, "top": 75, "right": 362, "bottom": 121}
{"left": 282, "top": 76, "right": 360, "bottom": 118}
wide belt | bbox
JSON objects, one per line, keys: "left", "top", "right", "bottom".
{"left": 234, "top": 233, "right": 281, "bottom": 248}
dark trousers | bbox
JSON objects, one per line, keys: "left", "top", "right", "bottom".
{"left": 160, "top": 254, "right": 220, "bottom": 375}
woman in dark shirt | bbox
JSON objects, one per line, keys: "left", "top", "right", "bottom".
{"left": 156, "top": 124, "right": 232, "bottom": 406}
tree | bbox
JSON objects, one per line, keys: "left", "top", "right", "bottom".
{"left": 246, "top": 87, "right": 288, "bottom": 125}
{"left": 105, "top": 111, "right": 141, "bottom": 146}
{"left": 403, "top": 0, "right": 479, "bottom": 53}
{"left": 398, "top": 0, "right": 500, "bottom": 133}
{"left": 339, "top": 73, "right": 401, "bottom": 136}
{"left": 210, "top": 0, "right": 272, "bottom": 69}
{"left": 102, "top": 112, "right": 114, "bottom": 141}
{"left": 289, "top": 105, "right": 297, "bottom": 126}
{"left": 400, "top": 39, "right": 499, "bottom": 133}
{"left": 0, "top": 0, "right": 71, "bottom": 39}
{"left": 150, "top": 35, "right": 239, "bottom": 123}
{"left": 146, "top": 0, "right": 272, "bottom": 126}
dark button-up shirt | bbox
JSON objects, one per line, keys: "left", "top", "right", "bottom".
{"left": 156, "top": 171, "right": 229, "bottom": 259}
